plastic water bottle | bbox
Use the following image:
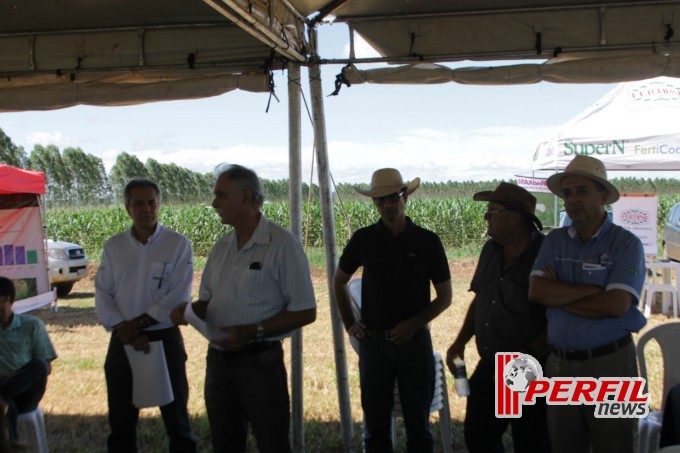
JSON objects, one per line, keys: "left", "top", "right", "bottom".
{"left": 453, "top": 357, "right": 470, "bottom": 397}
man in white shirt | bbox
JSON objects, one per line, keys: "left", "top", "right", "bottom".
{"left": 172, "top": 164, "right": 316, "bottom": 453}
{"left": 95, "top": 178, "right": 197, "bottom": 453}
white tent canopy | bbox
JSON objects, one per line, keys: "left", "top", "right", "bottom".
{"left": 532, "top": 76, "right": 680, "bottom": 171}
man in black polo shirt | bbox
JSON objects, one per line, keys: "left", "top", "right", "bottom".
{"left": 446, "top": 182, "right": 549, "bottom": 453}
{"left": 333, "top": 168, "right": 452, "bottom": 453}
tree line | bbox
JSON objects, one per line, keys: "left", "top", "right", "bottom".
{"left": 2, "top": 127, "right": 679, "bottom": 208}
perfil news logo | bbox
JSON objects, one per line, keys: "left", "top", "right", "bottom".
{"left": 494, "top": 353, "right": 650, "bottom": 419}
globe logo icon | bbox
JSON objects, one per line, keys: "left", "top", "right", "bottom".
{"left": 503, "top": 354, "right": 543, "bottom": 393}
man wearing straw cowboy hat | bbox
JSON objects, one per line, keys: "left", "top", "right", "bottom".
{"left": 446, "top": 182, "right": 550, "bottom": 453}
{"left": 529, "top": 155, "right": 646, "bottom": 453}
{"left": 333, "top": 168, "right": 452, "bottom": 453}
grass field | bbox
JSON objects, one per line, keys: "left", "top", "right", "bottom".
{"left": 31, "top": 256, "right": 672, "bottom": 452}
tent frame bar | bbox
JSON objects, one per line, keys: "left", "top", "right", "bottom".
{"left": 0, "top": 21, "right": 240, "bottom": 39}
{"left": 335, "top": 0, "right": 680, "bottom": 23}
{"left": 204, "top": 0, "right": 307, "bottom": 62}
{"left": 318, "top": 42, "right": 680, "bottom": 66}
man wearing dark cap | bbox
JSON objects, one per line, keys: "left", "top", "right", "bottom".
{"left": 446, "top": 182, "right": 549, "bottom": 453}
{"left": 528, "top": 155, "right": 645, "bottom": 453}
{"left": 333, "top": 168, "right": 452, "bottom": 453}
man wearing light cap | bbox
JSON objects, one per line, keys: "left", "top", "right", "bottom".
{"left": 528, "top": 155, "right": 646, "bottom": 453}
{"left": 333, "top": 168, "right": 452, "bottom": 453}
{"left": 447, "top": 182, "right": 550, "bottom": 453}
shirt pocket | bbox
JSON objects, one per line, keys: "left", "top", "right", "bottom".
{"left": 580, "top": 262, "right": 609, "bottom": 287}
{"left": 149, "top": 262, "right": 175, "bottom": 292}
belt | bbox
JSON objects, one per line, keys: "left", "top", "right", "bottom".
{"left": 550, "top": 334, "right": 632, "bottom": 361}
{"left": 363, "top": 329, "right": 392, "bottom": 340}
{"left": 209, "top": 340, "right": 281, "bottom": 358}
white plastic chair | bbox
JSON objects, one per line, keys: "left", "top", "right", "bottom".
{"left": 637, "top": 323, "right": 680, "bottom": 453}
{"left": 347, "top": 278, "right": 453, "bottom": 453}
{"left": 16, "top": 407, "right": 48, "bottom": 453}
{"left": 641, "top": 260, "right": 680, "bottom": 318}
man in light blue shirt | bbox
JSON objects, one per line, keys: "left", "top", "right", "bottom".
{"left": 95, "top": 178, "right": 196, "bottom": 452}
{"left": 529, "top": 155, "right": 646, "bottom": 453}
{"left": 0, "top": 276, "right": 56, "bottom": 442}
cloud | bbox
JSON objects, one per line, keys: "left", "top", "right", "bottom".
{"left": 25, "top": 131, "right": 75, "bottom": 148}
{"left": 102, "top": 125, "right": 555, "bottom": 183}
{"left": 342, "top": 34, "right": 381, "bottom": 59}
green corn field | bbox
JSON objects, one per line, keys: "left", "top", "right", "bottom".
{"left": 45, "top": 194, "right": 680, "bottom": 260}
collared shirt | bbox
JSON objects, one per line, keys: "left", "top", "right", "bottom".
{"left": 199, "top": 215, "right": 316, "bottom": 342}
{"left": 531, "top": 213, "right": 646, "bottom": 350}
{"left": 472, "top": 230, "right": 546, "bottom": 362}
{"left": 95, "top": 223, "right": 193, "bottom": 330}
{"left": 338, "top": 217, "right": 451, "bottom": 330}
{"left": 0, "top": 314, "right": 56, "bottom": 377}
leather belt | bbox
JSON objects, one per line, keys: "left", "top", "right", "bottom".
{"left": 550, "top": 334, "right": 632, "bottom": 361}
{"left": 363, "top": 329, "right": 392, "bottom": 340}
{"left": 210, "top": 340, "right": 281, "bottom": 358}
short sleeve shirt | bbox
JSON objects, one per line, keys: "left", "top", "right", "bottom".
{"left": 531, "top": 214, "right": 646, "bottom": 350}
{"left": 200, "top": 215, "right": 316, "bottom": 341}
{"left": 472, "top": 231, "right": 546, "bottom": 362}
{"left": 0, "top": 314, "right": 56, "bottom": 377}
{"left": 338, "top": 217, "right": 451, "bottom": 330}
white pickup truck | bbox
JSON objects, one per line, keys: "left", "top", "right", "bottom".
{"left": 47, "top": 239, "right": 89, "bottom": 296}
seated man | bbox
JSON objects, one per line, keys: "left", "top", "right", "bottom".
{"left": 0, "top": 276, "right": 57, "bottom": 440}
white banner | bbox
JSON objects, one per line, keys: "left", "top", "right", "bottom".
{"left": 0, "top": 204, "right": 51, "bottom": 300}
{"left": 516, "top": 176, "right": 550, "bottom": 194}
{"left": 612, "top": 194, "right": 658, "bottom": 256}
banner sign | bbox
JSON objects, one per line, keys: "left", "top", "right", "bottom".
{"left": 516, "top": 176, "right": 550, "bottom": 194}
{"left": 612, "top": 194, "right": 658, "bottom": 256}
{"left": 0, "top": 204, "right": 50, "bottom": 299}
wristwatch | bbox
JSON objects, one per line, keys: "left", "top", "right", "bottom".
{"left": 256, "top": 322, "right": 265, "bottom": 342}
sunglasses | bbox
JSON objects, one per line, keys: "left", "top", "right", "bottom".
{"left": 484, "top": 209, "right": 509, "bottom": 218}
{"left": 373, "top": 190, "right": 406, "bottom": 206}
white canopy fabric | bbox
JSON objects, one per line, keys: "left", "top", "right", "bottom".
{"left": 319, "top": 1, "right": 680, "bottom": 84}
{"left": 532, "top": 76, "right": 680, "bottom": 171}
{"left": 3, "top": 1, "right": 680, "bottom": 113}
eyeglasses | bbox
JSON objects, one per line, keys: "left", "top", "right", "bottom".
{"left": 484, "top": 209, "right": 509, "bottom": 218}
{"left": 373, "top": 190, "right": 406, "bottom": 206}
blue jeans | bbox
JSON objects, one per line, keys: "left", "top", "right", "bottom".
{"left": 204, "top": 342, "right": 291, "bottom": 453}
{"left": 104, "top": 327, "right": 196, "bottom": 453}
{"left": 0, "top": 358, "right": 49, "bottom": 440}
{"left": 359, "top": 328, "right": 435, "bottom": 453}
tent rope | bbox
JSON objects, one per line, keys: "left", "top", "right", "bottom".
{"left": 296, "top": 71, "right": 354, "bottom": 250}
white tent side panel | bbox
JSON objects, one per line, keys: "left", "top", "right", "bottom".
{"left": 532, "top": 77, "right": 680, "bottom": 171}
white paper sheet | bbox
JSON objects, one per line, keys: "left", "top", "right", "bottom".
{"left": 124, "top": 341, "right": 174, "bottom": 408}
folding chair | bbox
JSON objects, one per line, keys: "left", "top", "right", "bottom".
{"left": 17, "top": 407, "right": 48, "bottom": 453}
{"left": 637, "top": 323, "right": 680, "bottom": 453}
{"left": 641, "top": 260, "right": 680, "bottom": 317}
{"left": 347, "top": 278, "right": 453, "bottom": 453}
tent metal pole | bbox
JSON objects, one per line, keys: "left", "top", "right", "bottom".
{"left": 308, "top": 34, "right": 356, "bottom": 452}
{"left": 287, "top": 63, "right": 305, "bottom": 453}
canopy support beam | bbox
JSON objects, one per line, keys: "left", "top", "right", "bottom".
{"left": 308, "top": 29, "right": 355, "bottom": 452}
{"left": 287, "top": 62, "right": 305, "bottom": 453}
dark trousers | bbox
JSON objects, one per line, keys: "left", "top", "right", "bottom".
{"left": 104, "top": 327, "right": 196, "bottom": 453}
{"left": 359, "top": 328, "right": 435, "bottom": 453}
{"left": 660, "top": 384, "right": 680, "bottom": 448}
{"left": 205, "top": 342, "right": 291, "bottom": 453}
{"left": 464, "top": 359, "right": 550, "bottom": 453}
{"left": 0, "top": 358, "right": 49, "bottom": 440}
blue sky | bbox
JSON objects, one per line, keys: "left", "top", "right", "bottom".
{"left": 0, "top": 25, "right": 627, "bottom": 184}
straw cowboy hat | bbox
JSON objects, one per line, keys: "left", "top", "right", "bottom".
{"left": 473, "top": 182, "right": 543, "bottom": 231}
{"left": 546, "top": 155, "right": 620, "bottom": 204}
{"left": 355, "top": 168, "right": 420, "bottom": 198}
